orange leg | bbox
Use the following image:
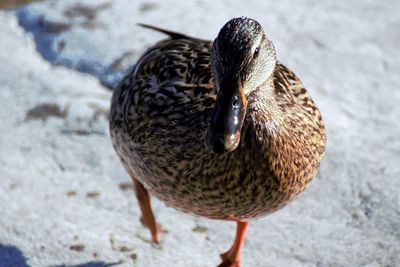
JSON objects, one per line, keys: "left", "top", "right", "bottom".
{"left": 132, "top": 177, "right": 162, "bottom": 243}
{"left": 218, "top": 221, "right": 249, "bottom": 267}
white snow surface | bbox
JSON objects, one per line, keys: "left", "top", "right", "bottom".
{"left": 1, "top": 0, "right": 400, "bottom": 266}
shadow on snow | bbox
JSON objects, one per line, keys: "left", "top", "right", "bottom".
{"left": 0, "top": 244, "right": 122, "bottom": 267}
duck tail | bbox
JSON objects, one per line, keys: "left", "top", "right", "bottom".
{"left": 137, "top": 23, "right": 191, "bottom": 39}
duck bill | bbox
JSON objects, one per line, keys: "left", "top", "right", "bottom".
{"left": 206, "top": 87, "right": 248, "bottom": 154}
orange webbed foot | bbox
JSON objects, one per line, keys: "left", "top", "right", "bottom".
{"left": 216, "top": 221, "right": 248, "bottom": 267}
{"left": 217, "top": 258, "right": 240, "bottom": 267}
{"left": 217, "top": 249, "right": 240, "bottom": 267}
{"left": 140, "top": 215, "right": 162, "bottom": 243}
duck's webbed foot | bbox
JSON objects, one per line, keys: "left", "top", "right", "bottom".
{"left": 217, "top": 221, "right": 248, "bottom": 267}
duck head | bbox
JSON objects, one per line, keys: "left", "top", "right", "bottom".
{"left": 206, "top": 17, "right": 277, "bottom": 154}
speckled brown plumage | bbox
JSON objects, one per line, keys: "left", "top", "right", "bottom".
{"left": 109, "top": 17, "right": 326, "bottom": 266}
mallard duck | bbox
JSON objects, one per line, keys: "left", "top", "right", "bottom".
{"left": 109, "top": 17, "right": 326, "bottom": 267}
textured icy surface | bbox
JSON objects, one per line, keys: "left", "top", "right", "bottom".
{"left": 1, "top": 0, "right": 400, "bottom": 266}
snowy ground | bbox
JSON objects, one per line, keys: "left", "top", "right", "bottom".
{"left": 1, "top": 0, "right": 400, "bottom": 266}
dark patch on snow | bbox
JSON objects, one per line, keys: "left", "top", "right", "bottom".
{"left": 38, "top": 19, "right": 71, "bottom": 34}
{"left": 69, "top": 244, "right": 85, "bottom": 252}
{"left": 25, "top": 103, "right": 67, "bottom": 121}
{"left": 86, "top": 191, "right": 100, "bottom": 198}
{"left": 130, "top": 253, "right": 137, "bottom": 263}
{"left": 61, "top": 129, "right": 105, "bottom": 136}
{"left": 116, "top": 246, "right": 132, "bottom": 252}
{"left": 192, "top": 225, "right": 208, "bottom": 233}
{"left": 66, "top": 190, "right": 77, "bottom": 197}
{"left": 63, "top": 3, "right": 111, "bottom": 21}
{"left": 118, "top": 182, "right": 133, "bottom": 191}
{"left": 139, "top": 3, "right": 157, "bottom": 13}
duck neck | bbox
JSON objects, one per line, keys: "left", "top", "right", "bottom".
{"left": 241, "top": 77, "right": 283, "bottom": 151}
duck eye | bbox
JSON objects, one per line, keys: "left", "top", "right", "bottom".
{"left": 253, "top": 46, "right": 260, "bottom": 59}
